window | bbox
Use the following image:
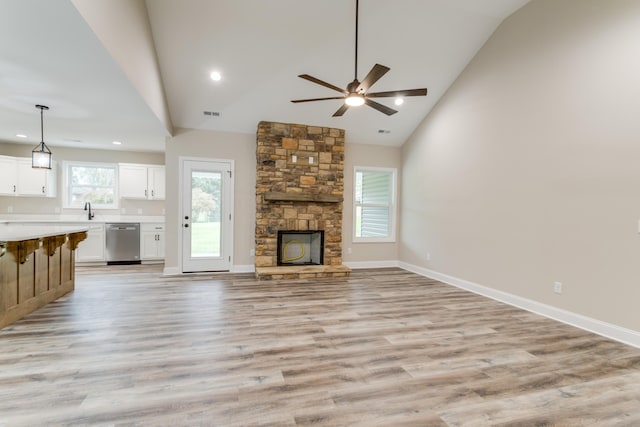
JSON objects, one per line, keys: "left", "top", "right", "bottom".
{"left": 63, "top": 162, "right": 118, "bottom": 209}
{"left": 354, "top": 167, "right": 396, "bottom": 242}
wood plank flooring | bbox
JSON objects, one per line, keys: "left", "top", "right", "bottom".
{"left": 1, "top": 265, "right": 640, "bottom": 426}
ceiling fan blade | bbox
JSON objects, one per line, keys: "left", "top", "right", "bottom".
{"left": 364, "top": 98, "right": 398, "bottom": 116}
{"left": 291, "top": 96, "right": 345, "bottom": 103}
{"left": 332, "top": 103, "right": 350, "bottom": 117}
{"left": 356, "top": 64, "right": 390, "bottom": 93}
{"left": 298, "top": 74, "right": 347, "bottom": 94}
{"left": 367, "top": 88, "right": 428, "bottom": 98}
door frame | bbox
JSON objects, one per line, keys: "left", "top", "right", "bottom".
{"left": 178, "top": 156, "right": 234, "bottom": 273}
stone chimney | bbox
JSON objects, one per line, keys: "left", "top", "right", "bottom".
{"left": 255, "top": 121, "right": 350, "bottom": 280}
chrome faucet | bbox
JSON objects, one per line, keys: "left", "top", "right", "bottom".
{"left": 84, "top": 202, "right": 94, "bottom": 220}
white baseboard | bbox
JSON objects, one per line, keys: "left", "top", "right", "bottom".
{"left": 162, "top": 266, "right": 181, "bottom": 276}
{"left": 399, "top": 261, "right": 640, "bottom": 349}
{"left": 231, "top": 264, "right": 255, "bottom": 273}
{"left": 344, "top": 260, "right": 399, "bottom": 269}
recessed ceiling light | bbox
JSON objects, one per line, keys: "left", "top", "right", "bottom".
{"left": 112, "top": 141, "right": 122, "bottom": 145}
{"left": 210, "top": 71, "right": 222, "bottom": 81}
{"left": 394, "top": 97, "right": 404, "bottom": 106}
{"left": 16, "top": 134, "right": 27, "bottom": 138}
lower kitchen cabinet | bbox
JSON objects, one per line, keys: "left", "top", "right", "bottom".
{"left": 75, "top": 224, "right": 105, "bottom": 263}
{"left": 141, "top": 223, "right": 165, "bottom": 261}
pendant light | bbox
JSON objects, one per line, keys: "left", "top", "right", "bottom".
{"left": 32, "top": 104, "right": 52, "bottom": 169}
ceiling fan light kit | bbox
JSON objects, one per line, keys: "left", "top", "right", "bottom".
{"left": 291, "top": 0, "right": 428, "bottom": 117}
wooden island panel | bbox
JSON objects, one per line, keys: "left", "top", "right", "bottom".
{"left": 0, "top": 231, "right": 86, "bottom": 329}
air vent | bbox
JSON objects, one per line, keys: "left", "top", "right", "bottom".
{"left": 378, "top": 129, "right": 391, "bottom": 134}
{"left": 203, "top": 111, "right": 220, "bottom": 117}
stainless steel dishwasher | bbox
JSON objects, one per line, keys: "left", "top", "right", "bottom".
{"left": 105, "top": 223, "right": 141, "bottom": 265}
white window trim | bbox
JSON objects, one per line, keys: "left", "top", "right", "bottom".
{"left": 63, "top": 161, "right": 119, "bottom": 209}
{"left": 353, "top": 166, "right": 397, "bottom": 243}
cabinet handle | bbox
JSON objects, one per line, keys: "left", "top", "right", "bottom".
{"left": 42, "top": 186, "right": 45, "bottom": 194}
{"left": 151, "top": 190, "right": 154, "bottom": 197}
{"left": 144, "top": 189, "right": 148, "bottom": 197}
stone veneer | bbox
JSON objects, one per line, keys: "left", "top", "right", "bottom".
{"left": 255, "top": 121, "right": 350, "bottom": 280}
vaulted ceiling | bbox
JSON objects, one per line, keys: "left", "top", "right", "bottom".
{"left": 0, "top": 0, "right": 529, "bottom": 153}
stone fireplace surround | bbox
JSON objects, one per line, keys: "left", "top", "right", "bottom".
{"left": 255, "top": 121, "right": 351, "bottom": 280}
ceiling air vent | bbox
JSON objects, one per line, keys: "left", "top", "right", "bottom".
{"left": 203, "top": 111, "right": 220, "bottom": 117}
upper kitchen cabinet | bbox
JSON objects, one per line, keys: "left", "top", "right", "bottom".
{"left": 0, "top": 155, "right": 56, "bottom": 197}
{"left": 119, "top": 163, "right": 165, "bottom": 200}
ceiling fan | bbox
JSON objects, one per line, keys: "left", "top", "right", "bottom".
{"left": 291, "top": 0, "right": 428, "bottom": 117}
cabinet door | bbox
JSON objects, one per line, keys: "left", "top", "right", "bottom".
{"left": 16, "top": 159, "right": 47, "bottom": 196}
{"left": 0, "top": 157, "right": 17, "bottom": 195}
{"left": 148, "top": 166, "right": 165, "bottom": 200}
{"left": 141, "top": 231, "right": 160, "bottom": 259}
{"left": 156, "top": 231, "right": 165, "bottom": 258}
{"left": 75, "top": 226, "right": 105, "bottom": 262}
{"left": 119, "top": 165, "right": 148, "bottom": 199}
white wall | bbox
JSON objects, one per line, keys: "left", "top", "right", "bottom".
{"left": 0, "top": 142, "right": 165, "bottom": 217}
{"left": 71, "top": 0, "right": 173, "bottom": 136}
{"left": 164, "top": 128, "right": 256, "bottom": 272}
{"left": 400, "top": 0, "right": 640, "bottom": 332}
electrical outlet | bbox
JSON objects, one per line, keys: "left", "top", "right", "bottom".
{"left": 426, "top": 252, "right": 431, "bottom": 261}
{"left": 292, "top": 155, "right": 297, "bottom": 163}
{"left": 7, "top": 206, "right": 13, "bottom": 213}
{"left": 250, "top": 249, "right": 255, "bottom": 256}
{"left": 137, "top": 208, "right": 143, "bottom": 215}
{"left": 347, "top": 247, "right": 352, "bottom": 254}
{"left": 554, "top": 282, "right": 563, "bottom": 294}
{"left": 54, "top": 206, "right": 61, "bottom": 213}
{"left": 309, "top": 156, "right": 314, "bottom": 164}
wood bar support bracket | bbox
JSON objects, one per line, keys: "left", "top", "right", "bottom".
{"left": 6, "top": 239, "right": 41, "bottom": 264}
{"left": 43, "top": 234, "right": 68, "bottom": 257}
{"left": 67, "top": 232, "right": 88, "bottom": 251}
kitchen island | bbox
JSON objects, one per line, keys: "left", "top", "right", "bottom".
{"left": 0, "top": 225, "right": 88, "bottom": 328}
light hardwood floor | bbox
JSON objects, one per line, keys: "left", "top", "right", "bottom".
{"left": 1, "top": 265, "right": 640, "bottom": 426}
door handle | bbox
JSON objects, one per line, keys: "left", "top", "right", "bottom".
{"left": 184, "top": 224, "right": 189, "bottom": 228}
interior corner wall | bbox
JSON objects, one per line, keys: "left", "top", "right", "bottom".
{"left": 400, "top": 0, "right": 640, "bottom": 332}
{"left": 342, "top": 143, "right": 402, "bottom": 264}
{"left": 164, "top": 128, "right": 256, "bottom": 272}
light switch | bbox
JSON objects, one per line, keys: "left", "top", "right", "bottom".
{"left": 292, "top": 155, "right": 297, "bottom": 163}
{"left": 309, "top": 156, "right": 314, "bottom": 164}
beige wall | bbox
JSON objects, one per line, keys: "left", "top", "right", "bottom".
{"left": 0, "top": 142, "right": 165, "bottom": 216}
{"left": 164, "top": 128, "right": 256, "bottom": 271}
{"left": 400, "top": 0, "right": 640, "bottom": 331}
{"left": 343, "top": 143, "right": 402, "bottom": 264}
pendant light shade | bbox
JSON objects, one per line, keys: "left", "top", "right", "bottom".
{"left": 32, "top": 104, "right": 52, "bottom": 169}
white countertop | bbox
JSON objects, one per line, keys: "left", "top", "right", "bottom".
{"left": 0, "top": 214, "right": 164, "bottom": 224}
{"left": 0, "top": 224, "right": 90, "bottom": 242}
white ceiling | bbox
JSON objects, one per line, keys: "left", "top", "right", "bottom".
{"left": 0, "top": 0, "right": 529, "bottom": 153}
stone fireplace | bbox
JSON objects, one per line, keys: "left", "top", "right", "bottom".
{"left": 255, "top": 121, "right": 351, "bottom": 280}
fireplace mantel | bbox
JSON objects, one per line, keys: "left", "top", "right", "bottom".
{"left": 263, "top": 192, "right": 342, "bottom": 203}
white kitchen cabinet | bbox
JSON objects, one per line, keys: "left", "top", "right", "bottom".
{"left": 75, "top": 223, "right": 106, "bottom": 263}
{"left": 147, "top": 166, "right": 165, "bottom": 200}
{"left": 16, "top": 159, "right": 56, "bottom": 197}
{"left": 0, "top": 156, "right": 56, "bottom": 197}
{"left": 0, "top": 156, "right": 18, "bottom": 195}
{"left": 119, "top": 164, "right": 165, "bottom": 200}
{"left": 140, "top": 223, "right": 165, "bottom": 260}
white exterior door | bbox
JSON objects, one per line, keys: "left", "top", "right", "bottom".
{"left": 181, "top": 159, "right": 233, "bottom": 272}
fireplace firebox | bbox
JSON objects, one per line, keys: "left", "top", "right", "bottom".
{"left": 277, "top": 231, "right": 324, "bottom": 266}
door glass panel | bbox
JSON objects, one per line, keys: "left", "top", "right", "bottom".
{"left": 191, "top": 171, "right": 221, "bottom": 258}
